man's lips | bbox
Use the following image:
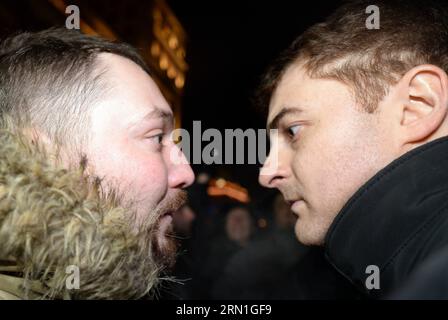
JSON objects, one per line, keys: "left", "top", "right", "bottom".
{"left": 159, "top": 201, "right": 185, "bottom": 219}
{"left": 161, "top": 210, "right": 174, "bottom": 217}
{"left": 286, "top": 198, "right": 303, "bottom": 206}
{"left": 286, "top": 198, "right": 304, "bottom": 214}
{"left": 156, "top": 213, "right": 174, "bottom": 246}
{"left": 159, "top": 213, "right": 173, "bottom": 224}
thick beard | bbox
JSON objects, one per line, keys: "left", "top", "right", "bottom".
{"left": 97, "top": 175, "right": 188, "bottom": 271}
{"left": 94, "top": 175, "right": 187, "bottom": 284}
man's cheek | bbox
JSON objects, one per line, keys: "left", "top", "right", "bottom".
{"left": 301, "top": 150, "right": 340, "bottom": 203}
{"left": 136, "top": 163, "right": 169, "bottom": 199}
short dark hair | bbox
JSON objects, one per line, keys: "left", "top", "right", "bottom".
{"left": 0, "top": 27, "right": 149, "bottom": 152}
{"left": 258, "top": 0, "right": 448, "bottom": 113}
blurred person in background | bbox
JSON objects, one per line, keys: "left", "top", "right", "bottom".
{"left": 172, "top": 205, "right": 196, "bottom": 238}
{"left": 225, "top": 206, "right": 253, "bottom": 247}
{"left": 211, "top": 193, "right": 359, "bottom": 299}
{"left": 191, "top": 205, "right": 254, "bottom": 299}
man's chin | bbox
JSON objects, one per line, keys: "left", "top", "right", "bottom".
{"left": 294, "top": 219, "right": 327, "bottom": 246}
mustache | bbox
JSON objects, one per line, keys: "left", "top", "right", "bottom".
{"left": 144, "top": 190, "right": 188, "bottom": 229}
{"left": 158, "top": 190, "right": 188, "bottom": 216}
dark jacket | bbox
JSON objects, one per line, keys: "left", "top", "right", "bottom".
{"left": 325, "top": 136, "right": 448, "bottom": 299}
{"left": 389, "top": 245, "right": 448, "bottom": 299}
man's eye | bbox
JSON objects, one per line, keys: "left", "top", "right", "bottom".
{"left": 154, "top": 134, "right": 164, "bottom": 144}
{"left": 147, "top": 133, "right": 164, "bottom": 145}
{"left": 287, "top": 125, "right": 301, "bottom": 138}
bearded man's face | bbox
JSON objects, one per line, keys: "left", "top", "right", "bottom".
{"left": 83, "top": 53, "right": 194, "bottom": 268}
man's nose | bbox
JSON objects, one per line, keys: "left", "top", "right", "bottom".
{"left": 168, "top": 144, "right": 195, "bottom": 189}
{"left": 258, "top": 151, "right": 288, "bottom": 189}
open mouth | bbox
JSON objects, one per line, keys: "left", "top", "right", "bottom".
{"left": 156, "top": 212, "right": 174, "bottom": 247}
{"left": 154, "top": 192, "right": 187, "bottom": 249}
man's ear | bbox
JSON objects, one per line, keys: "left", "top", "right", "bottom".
{"left": 399, "top": 64, "right": 448, "bottom": 144}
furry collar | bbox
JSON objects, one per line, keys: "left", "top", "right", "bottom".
{"left": 0, "top": 128, "right": 161, "bottom": 299}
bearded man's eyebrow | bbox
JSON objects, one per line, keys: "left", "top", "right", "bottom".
{"left": 126, "top": 107, "right": 174, "bottom": 134}
{"left": 267, "top": 107, "right": 303, "bottom": 131}
{"left": 141, "top": 108, "right": 173, "bottom": 122}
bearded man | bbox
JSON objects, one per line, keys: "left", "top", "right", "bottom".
{"left": 0, "top": 28, "right": 194, "bottom": 299}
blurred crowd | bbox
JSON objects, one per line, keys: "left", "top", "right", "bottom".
{"left": 161, "top": 182, "right": 361, "bottom": 300}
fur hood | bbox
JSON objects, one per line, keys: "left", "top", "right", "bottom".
{"left": 0, "top": 127, "right": 161, "bottom": 299}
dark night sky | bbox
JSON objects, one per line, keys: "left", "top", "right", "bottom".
{"left": 169, "top": 1, "right": 342, "bottom": 202}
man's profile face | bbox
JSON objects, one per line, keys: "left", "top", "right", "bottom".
{"left": 85, "top": 53, "right": 194, "bottom": 266}
{"left": 259, "top": 62, "right": 397, "bottom": 245}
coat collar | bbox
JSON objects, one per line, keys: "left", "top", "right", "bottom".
{"left": 325, "top": 136, "right": 448, "bottom": 297}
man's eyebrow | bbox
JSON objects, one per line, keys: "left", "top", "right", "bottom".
{"left": 267, "top": 107, "right": 303, "bottom": 131}
{"left": 141, "top": 108, "right": 173, "bottom": 122}
{"left": 128, "top": 107, "right": 173, "bottom": 131}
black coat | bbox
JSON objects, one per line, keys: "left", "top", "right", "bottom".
{"left": 324, "top": 136, "right": 448, "bottom": 299}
